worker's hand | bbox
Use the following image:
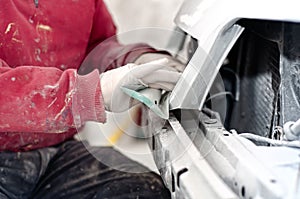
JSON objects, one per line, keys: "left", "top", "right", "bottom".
{"left": 100, "top": 58, "right": 182, "bottom": 112}
{"left": 135, "top": 53, "right": 185, "bottom": 73}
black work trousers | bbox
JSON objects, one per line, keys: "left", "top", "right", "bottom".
{"left": 0, "top": 140, "right": 170, "bottom": 199}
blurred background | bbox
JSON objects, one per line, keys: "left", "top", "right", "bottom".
{"left": 78, "top": 0, "right": 185, "bottom": 172}
{"left": 103, "top": 0, "right": 184, "bottom": 34}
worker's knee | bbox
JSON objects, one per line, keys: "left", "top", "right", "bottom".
{"left": 94, "top": 171, "right": 171, "bottom": 199}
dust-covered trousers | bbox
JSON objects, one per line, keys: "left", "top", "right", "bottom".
{"left": 0, "top": 140, "right": 170, "bottom": 199}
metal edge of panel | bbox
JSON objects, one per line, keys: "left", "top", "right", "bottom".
{"left": 170, "top": 24, "right": 244, "bottom": 110}
{"left": 146, "top": 111, "right": 238, "bottom": 199}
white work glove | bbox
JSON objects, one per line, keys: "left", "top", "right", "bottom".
{"left": 135, "top": 53, "right": 185, "bottom": 73}
{"left": 100, "top": 58, "right": 182, "bottom": 112}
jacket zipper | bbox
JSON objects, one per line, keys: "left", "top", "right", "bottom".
{"left": 34, "top": 0, "right": 39, "bottom": 8}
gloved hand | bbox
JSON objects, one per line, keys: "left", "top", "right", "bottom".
{"left": 100, "top": 58, "right": 182, "bottom": 112}
{"left": 135, "top": 53, "right": 185, "bottom": 73}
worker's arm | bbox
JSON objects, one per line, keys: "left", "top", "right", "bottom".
{"left": 0, "top": 58, "right": 182, "bottom": 133}
{"left": 0, "top": 60, "right": 105, "bottom": 133}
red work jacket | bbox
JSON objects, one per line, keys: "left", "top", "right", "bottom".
{"left": 0, "top": 0, "right": 155, "bottom": 151}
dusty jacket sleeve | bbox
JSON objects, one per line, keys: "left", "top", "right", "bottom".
{"left": 78, "top": 0, "right": 158, "bottom": 75}
{"left": 0, "top": 60, "right": 105, "bottom": 133}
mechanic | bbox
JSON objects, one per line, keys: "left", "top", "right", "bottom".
{"left": 0, "top": 0, "right": 183, "bottom": 198}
